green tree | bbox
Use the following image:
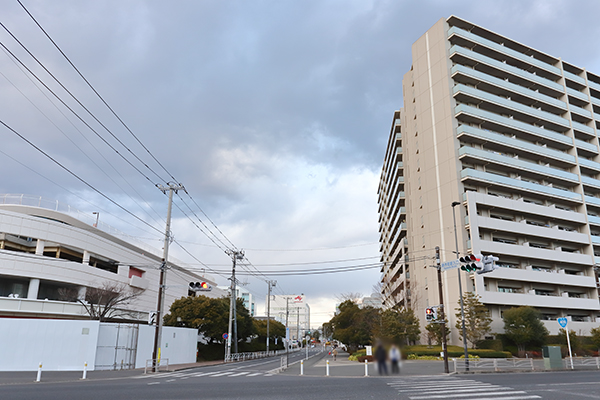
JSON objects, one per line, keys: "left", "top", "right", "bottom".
{"left": 253, "top": 318, "right": 286, "bottom": 346}
{"left": 164, "top": 295, "right": 253, "bottom": 345}
{"left": 329, "top": 300, "right": 380, "bottom": 349}
{"left": 455, "top": 292, "right": 492, "bottom": 348}
{"left": 591, "top": 326, "right": 600, "bottom": 350}
{"left": 557, "top": 328, "right": 581, "bottom": 353}
{"left": 502, "top": 306, "right": 549, "bottom": 357}
{"left": 381, "top": 308, "right": 420, "bottom": 345}
{"left": 425, "top": 319, "right": 448, "bottom": 346}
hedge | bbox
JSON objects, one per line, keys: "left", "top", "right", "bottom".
{"left": 406, "top": 349, "right": 512, "bottom": 359}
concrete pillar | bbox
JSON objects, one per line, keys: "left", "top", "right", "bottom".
{"left": 82, "top": 250, "right": 90, "bottom": 265}
{"left": 35, "top": 240, "right": 45, "bottom": 256}
{"left": 78, "top": 286, "right": 87, "bottom": 301}
{"left": 27, "top": 278, "right": 40, "bottom": 299}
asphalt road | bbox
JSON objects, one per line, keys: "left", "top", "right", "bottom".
{"left": 1, "top": 349, "right": 599, "bottom": 400}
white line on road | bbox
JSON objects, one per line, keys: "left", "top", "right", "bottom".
{"left": 398, "top": 386, "right": 505, "bottom": 394}
{"left": 409, "top": 391, "right": 530, "bottom": 399}
{"left": 147, "top": 382, "right": 160, "bottom": 385}
{"left": 228, "top": 372, "right": 250, "bottom": 377}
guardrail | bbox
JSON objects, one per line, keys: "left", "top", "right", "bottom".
{"left": 224, "top": 348, "right": 300, "bottom": 363}
{"left": 564, "top": 357, "right": 600, "bottom": 369}
{"left": 452, "top": 358, "right": 534, "bottom": 373}
{"left": 144, "top": 358, "right": 169, "bottom": 373}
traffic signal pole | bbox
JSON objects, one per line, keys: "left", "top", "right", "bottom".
{"left": 435, "top": 247, "right": 449, "bottom": 373}
{"left": 452, "top": 201, "right": 470, "bottom": 371}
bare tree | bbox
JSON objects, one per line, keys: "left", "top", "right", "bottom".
{"left": 78, "top": 282, "right": 143, "bottom": 322}
{"left": 336, "top": 292, "right": 363, "bottom": 304}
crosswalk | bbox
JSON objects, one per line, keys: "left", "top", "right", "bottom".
{"left": 387, "top": 376, "right": 541, "bottom": 400}
{"left": 135, "top": 368, "right": 275, "bottom": 383}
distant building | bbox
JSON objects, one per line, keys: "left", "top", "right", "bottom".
{"left": 358, "top": 294, "right": 383, "bottom": 309}
{"left": 267, "top": 294, "right": 310, "bottom": 341}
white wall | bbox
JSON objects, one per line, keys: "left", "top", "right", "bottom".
{"left": 135, "top": 325, "right": 197, "bottom": 368}
{"left": 0, "top": 318, "right": 99, "bottom": 371}
{"left": 0, "top": 319, "right": 197, "bottom": 371}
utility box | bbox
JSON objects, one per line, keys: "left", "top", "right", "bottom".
{"left": 542, "top": 346, "right": 562, "bottom": 370}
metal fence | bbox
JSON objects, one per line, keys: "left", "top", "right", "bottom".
{"left": 453, "top": 357, "right": 600, "bottom": 373}
{"left": 452, "top": 358, "right": 535, "bottom": 373}
{"left": 224, "top": 348, "right": 299, "bottom": 363}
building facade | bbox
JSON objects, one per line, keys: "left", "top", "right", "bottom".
{"left": 267, "top": 294, "right": 310, "bottom": 342}
{"left": 379, "top": 16, "right": 600, "bottom": 343}
{"left": 0, "top": 195, "right": 225, "bottom": 321}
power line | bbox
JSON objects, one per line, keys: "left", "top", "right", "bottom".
{"left": 0, "top": 119, "right": 163, "bottom": 235}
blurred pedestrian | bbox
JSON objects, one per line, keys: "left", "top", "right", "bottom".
{"left": 375, "top": 343, "right": 388, "bottom": 375}
{"left": 332, "top": 348, "right": 338, "bottom": 361}
{"left": 389, "top": 345, "right": 401, "bottom": 374}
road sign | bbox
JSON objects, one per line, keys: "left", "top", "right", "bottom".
{"left": 441, "top": 259, "right": 460, "bottom": 271}
{"left": 222, "top": 333, "right": 229, "bottom": 340}
{"left": 557, "top": 317, "right": 568, "bottom": 328}
{"left": 148, "top": 311, "right": 157, "bottom": 325}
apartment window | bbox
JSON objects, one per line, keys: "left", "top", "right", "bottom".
{"left": 493, "top": 237, "right": 517, "bottom": 245}
{"left": 498, "top": 287, "right": 521, "bottom": 293}
{"left": 490, "top": 213, "right": 513, "bottom": 221}
{"left": 529, "top": 242, "right": 550, "bottom": 249}
{"left": 496, "top": 262, "right": 519, "bottom": 269}
{"left": 534, "top": 289, "right": 555, "bottom": 296}
{"left": 526, "top": 220, "right": 548, "bottom": 227}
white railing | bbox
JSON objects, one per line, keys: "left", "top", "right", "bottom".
{"left": 452, "top": 358, "right": 534, "bottom": 373}
{"left": 144, "top": 358, "right": 169, "bottom": 373}
{"left": 564, "top": 357, "right": 600, "bottom": 369}
{"left": 224, "top": 348, "right": 299, "bottom": 363}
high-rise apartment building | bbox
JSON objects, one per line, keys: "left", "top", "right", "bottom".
{"left": 379, "top": 16, "right": 600, "bottom": 344}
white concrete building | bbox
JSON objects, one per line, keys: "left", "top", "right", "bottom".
{"left": 267, "top": 294, "right": 310, "bottom": 341}
{"left": 0, "top": 194, "right": 226, "bottom": 321}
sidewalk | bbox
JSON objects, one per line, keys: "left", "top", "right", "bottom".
{"left": 0, "top": 360, "right": 224, "bottom": 386}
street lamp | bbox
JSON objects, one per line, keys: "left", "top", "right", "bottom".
{"left": 452, "top": 201, "right": 470, "bottom": 371}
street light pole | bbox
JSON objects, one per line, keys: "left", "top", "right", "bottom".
{"left": 266, "top": 280, "right": 276, "bottom": 354}
{"left": 452, "top": 201, "right": 470, "bottom": 371}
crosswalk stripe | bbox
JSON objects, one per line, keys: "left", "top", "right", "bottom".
{"left": 228, "top": 372, "right": 251, "bottom": 377}
{"left": 459, "top": 397, "right": 540, "bottom": 400}
{"left": 409, "top": 391, "right": 528, "bottom": 399}
{"left": 210, "top": 371, "right": 235, "bottom": 377}
{"left": 398, "top": 386, "right": 504, "bottom": 394}
{"left": 247, "top": 372, "right": 264, "bottom": 376}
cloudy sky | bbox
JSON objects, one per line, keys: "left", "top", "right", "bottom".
{"left": 2, "top": 0, "right": 600, "bottom": 327}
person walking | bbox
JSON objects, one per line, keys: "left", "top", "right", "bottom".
{"left": 389, "top": 345, "right": 401, "bottom": 374}
{"left": 332, "top": 348, "right": 338, "bottom": 361}
{"left": 375, "top": 342, "right": 388, "bottom": 375}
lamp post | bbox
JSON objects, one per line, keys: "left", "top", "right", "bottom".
{"left": 452, "top": 201, "right": 470, "bottom": 371}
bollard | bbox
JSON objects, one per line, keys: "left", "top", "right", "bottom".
{"left": 365, "top": 359, "right": 368, "bottom": 376}
{"left": 326, "top": 359, "right": 330, "bottom": 376}
{"left": 82, "top": 362, "right": 88, "bottom": 380}
{"left": 300, "top": 360, "right": 304, "bottom": 376}
{"left": 36, "top": 362, "right": 42, "bottom": 382}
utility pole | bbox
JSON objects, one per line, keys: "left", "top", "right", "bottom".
{"left": 285, "top": 296, "right": 290, "bottom": 367}
{"left": 152, "top": 182, "right": 184, "bottom": 372}
{"left": 226, "top": 249, "right": 244, "bottom": 359}
{"left": 452, "top": 201, "right": 470, "bottom": 371}
{"left": 266, "top": 280, "right": 276, "bottom": 354}
{"left": 436, "top": 246, "right": 449, "bottom": 373}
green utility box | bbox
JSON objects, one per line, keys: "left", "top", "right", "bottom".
{"left": 542, "top": 346, "right": 562, "bottom": 370}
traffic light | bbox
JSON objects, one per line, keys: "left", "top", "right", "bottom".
{"left": 459, "top": 254, "right": 482, "bottom": 273}
{"left": 479, "top": 255, "right": 499, "bottom": 274}
{"left": 189, "top": 281, "right": 212, "bottom": 291}
{"left": 431, "top": 305, "right": 439, "bottom": 321}
{"left": 425, "top": 307, "right": 434, "bottom": 322}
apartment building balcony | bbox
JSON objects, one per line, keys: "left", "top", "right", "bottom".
{"left": 478, "top": 240, "right": 592, "bottom": 266}
{"left": 566, "top": 86, "right": 589, "bottom": 103}
{"left": 581, "top": 176, "right": 600, "bottom": 190}
{"left": 449, "top": 46, "right": 564, "bottom": 96}
{"left": 475, "top": 215, "right": 589, "bottom": 245}
{"left": 570, "top": 104, "right": 593, "bottom": 121}
{"left": 486, "top": 266, "right": 596, "bottom": 289}
{"left": 448, "top": 26, "right": 562, "bottom": 79}
{"left": 451, "top": 65, "right": 567, "bottom": 112}
{"left": 453, "top": 84, "right": 571, "bottom": 132}
{"left": 455, "top": 104, "right": 572, "bottom": 149}
{"left": 579, "top": 158, "right": 600, "bottom": 173}
{"left": 458, "top": 146, "right": 579, "bottom": 185}
{"left": 572, "top": 120, "right": 596, "bottom": 136}
{"left": 563, "top": 69, "right": 587, "bottom": 86}
{"left": 574, "top": 138, "right": 598, "bottom": 155}
{"left": 461, "top": 168, "right": 582, "bottom": 203}
{"left": 480, "top": 290, "right": 600, "bottom": 311}
{"left": 588, "top": 79, "right": 600, "bottom": 93}
{"left": 456, "top": 125, "right": 575, "bottom": 165}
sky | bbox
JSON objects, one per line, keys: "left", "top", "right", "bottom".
{"left": 2, "top": 0, "right": 600, "bottom": 328}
